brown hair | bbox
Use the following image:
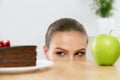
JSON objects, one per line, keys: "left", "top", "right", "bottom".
{"left": 45, "top": 18, "right": 88, "bottom": 47}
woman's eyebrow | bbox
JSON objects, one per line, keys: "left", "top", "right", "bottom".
{"left": 55, "top": 47, "right": 68, "bottom": 52}
{"left": 74, "top": 48, "right": 86, "bottom": 52}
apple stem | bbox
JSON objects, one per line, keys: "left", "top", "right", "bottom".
{"left": 109, "top": 29, "right": 113, "bottom": 35}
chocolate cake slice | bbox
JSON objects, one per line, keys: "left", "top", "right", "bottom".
{"left": 0, "top": 45, "right": 37, "bottom": 67}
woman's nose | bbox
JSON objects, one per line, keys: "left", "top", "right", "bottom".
{"left": 68, "top": 55, "right": 74, "bottom": 61}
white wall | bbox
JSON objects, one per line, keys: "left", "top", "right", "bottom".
{"left": 0, "top": 0, "right": 120, "bottom": 60}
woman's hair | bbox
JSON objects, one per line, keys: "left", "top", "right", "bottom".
{"left": 45, "top": 18, "right": 88, "bottom": 47}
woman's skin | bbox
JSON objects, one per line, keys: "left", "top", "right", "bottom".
{"left": 44, "top": 31, "right": 87, "bottom": 61}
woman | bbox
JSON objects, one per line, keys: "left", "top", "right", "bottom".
{"left": 43, "top": 18, "right": 88, "bottom": 61}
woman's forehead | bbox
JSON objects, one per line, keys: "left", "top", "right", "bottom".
{"left": 51, "top": 31, "right": 87, "bottom": 41}
{"left": 52, "top": 31, "right": 86, "bottom": 38}
{"left": 50, "top": 31, "right": 87, "bottom": 48}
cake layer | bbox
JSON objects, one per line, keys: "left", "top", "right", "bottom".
{"left": 0, "top": 60, "right": 36, "bottom": 67}
{"left": 0, "top": 45, "right": 37, "bottom": 67}
{"left": 0, "top": 62, "right": 36, "bottom": 67}
{"left": 0, "top": 53, "right": 36, "bottom": 59}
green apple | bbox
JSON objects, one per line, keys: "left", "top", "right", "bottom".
{"left": 119, "top": 37, "right": 120, "bottom": 43}
{"left": 119, "top": 37, "right": 120, "bottom": 56}
{"left": 90, "top": 34, "right": 120, "bottom": 66}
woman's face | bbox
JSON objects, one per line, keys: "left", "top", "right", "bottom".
{"left": 44, "top": 31, "right": 88, "bottom": 61}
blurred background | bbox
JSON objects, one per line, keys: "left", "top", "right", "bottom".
{"left": 0, "top": 0, "right": 120, "bottom": 60}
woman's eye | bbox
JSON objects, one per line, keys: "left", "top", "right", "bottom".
{"left": 56, "top": 52, "right": 65, "bottom": 56}
{"left": 75, "top": 52, "right": 85, "bottom": 56}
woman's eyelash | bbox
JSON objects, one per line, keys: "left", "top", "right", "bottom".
{"left": 56, "top": 52, "right": 65, "bottom": 56}
{"left": 75, "top": 52, "right": 85, "bottom": 56}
